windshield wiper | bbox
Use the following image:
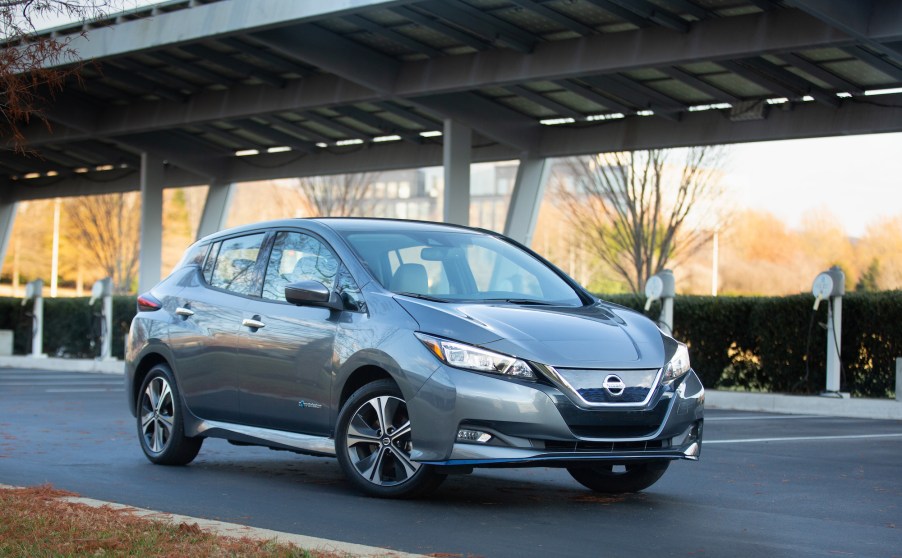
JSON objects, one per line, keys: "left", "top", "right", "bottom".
{"left": 395, "top": 292, "right": 448, "bottom": 303}
{"left": 488, "top": 298, "right": 555, "bottom": 306}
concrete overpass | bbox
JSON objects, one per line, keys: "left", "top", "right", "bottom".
{"left": 2, "top": 0, "right": 901, "bottom": 290}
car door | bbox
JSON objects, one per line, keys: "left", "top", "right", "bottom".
{"left": 168, "top": 232, "right": 266, "bottom": 423}
{"left": 236, "top": 230, "right": 341, "bottom": 435}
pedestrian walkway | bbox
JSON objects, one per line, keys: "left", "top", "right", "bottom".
{"left": 0, "top": 356, "right": 123, "bottom": 374}
{"left": 0, "top": 369, "right": 123, "bottom": 394}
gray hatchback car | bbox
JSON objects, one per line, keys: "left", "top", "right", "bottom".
{"left": 126, "top": 218, "right": 703, "bottom": 498}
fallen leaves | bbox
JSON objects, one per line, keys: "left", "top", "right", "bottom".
{"left": 0, "top": 484, "right": 344, "bottom": 558}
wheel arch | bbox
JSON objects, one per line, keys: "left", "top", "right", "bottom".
{"left": 339, "top": 365, "right": 395, "bottom": 411}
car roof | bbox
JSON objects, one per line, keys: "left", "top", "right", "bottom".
{"left": 199, "top": 217, "right": 495, "bottom": 243}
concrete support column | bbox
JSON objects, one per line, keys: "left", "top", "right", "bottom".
{"left": 196, "top": 181, "right": 235, "bottom": 240}
{"left": 139, "top": 153, "right": 165, "bottom": 293}
{"left": 0, "top": 194, "right": 16, "bottom": 278}
{"left": 443, "top": 119, "right": 471, "bottom": 226}
{"left": 503, "top": 157, "right": 550, "bottom": 246}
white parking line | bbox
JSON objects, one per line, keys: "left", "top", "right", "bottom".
{"left": 707, "top": 433, "right": 902, "bottom": 444}
{"left": 1, "top": 381, "right": 122, "bottom": 386}
{"left": 45, "top": 388, "right": 124, "bottom": 393}
{"left": 706, "top": 415, "right": 825, "bottom": 421}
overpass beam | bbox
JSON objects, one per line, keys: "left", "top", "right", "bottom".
{"left": 443, "top": 119, "right": 471, "bottom": 226}
{"left": 196, "top": 181, "right": 235, "bottom": 240}
{"left": 139, "top": 153, "right": 165, "bottom": 293}
{"left": 504, "top": 157, "right": 551, "bottom": 246}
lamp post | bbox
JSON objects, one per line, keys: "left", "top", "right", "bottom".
{"left": 711, "top": 229, "right": 719, "bottom": 297}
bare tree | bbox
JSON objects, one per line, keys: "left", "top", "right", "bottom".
{"left": 555, "top": 147, "right": 729, "bottom": 293}
{"left": 290, "top": 173, "right": 380, "bottom": 217}
{"left": 65, "top": 192, "right": 140, "bottom": 293}
{"left": 1, "top": 0, "right": 111, "bottom": 150}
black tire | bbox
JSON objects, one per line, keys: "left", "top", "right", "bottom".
{"left": 335, "top": 379, "right": 446, "bottom": 498}
{"left": 567, "top": 461, "right": 669, "bottom": 493}
{"left": 136, "top": 363, "right": 202, "bottom": 465}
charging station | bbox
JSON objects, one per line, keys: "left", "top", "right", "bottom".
{"left": 89, "top": 277, "right": 114, "bottom": 361}
{"left": 645, "top": 270, "right": 675, "bottom": 334}
{"left": 812, "top": 266, "right": 845, "bottom": 397}
{"left": 21, "top": 279, "right": 45, "bottom": 358}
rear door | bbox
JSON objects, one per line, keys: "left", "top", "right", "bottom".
{"left": 168, "top": 232, "right": 267, "bottom": 423}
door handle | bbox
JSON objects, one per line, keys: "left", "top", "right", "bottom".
{"left": 175, "top": 307, "right": 194, "bottom": 317}
{"left": 242, "top": 318, "right": 266, "bottom": 329}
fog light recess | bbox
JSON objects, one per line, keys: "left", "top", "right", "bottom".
{"left": 457, "top": 429, "right": 492, "bottom": 443}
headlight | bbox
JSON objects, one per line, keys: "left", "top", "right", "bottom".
{"left": 415, "top": 333, "right": 536, "bottom": 380}
{"left": 662, "top": 343, "right": 691, "bottom": 383}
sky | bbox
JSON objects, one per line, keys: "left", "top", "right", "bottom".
{"left": 724, "top": 132, "right": 902, "bottom": 237}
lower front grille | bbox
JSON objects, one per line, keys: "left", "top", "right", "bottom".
{"left": 544, "top": 439, "right": 670, "bottom": 453}
{"left": 578, "top": 386, "right": 652, "bottom": 404}
{"left": 569, "top": 424, "right": 662, "bottom": 438}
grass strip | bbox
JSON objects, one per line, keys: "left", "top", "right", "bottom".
{"left": 0, "top": 484, "right": 344, "bottom": 557}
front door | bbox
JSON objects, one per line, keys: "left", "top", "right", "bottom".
{"left": 237, "top": 230, "right": 340, "bottom": 435}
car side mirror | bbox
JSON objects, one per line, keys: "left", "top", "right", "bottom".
{"left": 285, "top": 280, "right": 343, "bottom": 310}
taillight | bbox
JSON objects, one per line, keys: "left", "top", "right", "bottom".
{"left": 137, "top": 293, "right": 162, "bottom": 312}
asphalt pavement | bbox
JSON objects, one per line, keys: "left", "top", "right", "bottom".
{"left": 1, "top": 368, "right": 900, "bottom": 557}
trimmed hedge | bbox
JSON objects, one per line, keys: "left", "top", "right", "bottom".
{"left": 0, "top": 296, "right": 136, "bottom": 359}
{"left": 1, "top": 291, "right": 899, "bottom": 398}
{"left": 601, "top": 291, "right": 902, "bottom": 398}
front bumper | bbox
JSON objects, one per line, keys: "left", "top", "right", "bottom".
{"left": 407, "top": 364, "right": 704, "bottom": 467}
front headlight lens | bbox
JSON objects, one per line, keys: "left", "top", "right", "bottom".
{"left": 415, "top": 333, "right": 536, "bottom": 380}
{"left": 662, "top": 343, "right": 691, "bottom": 383}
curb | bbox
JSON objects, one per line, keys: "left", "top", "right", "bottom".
{"left": 0, "top": 484, "right": 426, "bottom": 558}
{"left": 706, "top": 390, "right": 902, "bottom": 421}
{"left": 0, "top": 356, "right": 124, "bottom": 374}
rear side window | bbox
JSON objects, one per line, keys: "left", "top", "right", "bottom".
{"left": 208, "top": 233, "right": 266, "bottom": 295}
{"left": 175, "top": 242, "right": 208, "bottom": 272}
{"left": 202, "top": 242, "right": 221, "bottom": 283}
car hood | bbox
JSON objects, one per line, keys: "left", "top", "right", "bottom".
{"left": 394, "top": 297, "right": 668, "bottom": 369}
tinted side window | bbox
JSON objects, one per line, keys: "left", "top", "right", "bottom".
{"left": 209, "top": 233, "right": 266, "bottom": 295}
{"left": 262, "top": 232, "right": 339, "bottom": 302}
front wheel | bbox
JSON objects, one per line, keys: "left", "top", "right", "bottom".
{"left": 137, "top": 363, "right": 202, "bottom": 465}
{"left": 567, "top": 461, "right": 669, "bottom": 493}
{"left": 335, "top": 380, "right": 446, "bottom": 498}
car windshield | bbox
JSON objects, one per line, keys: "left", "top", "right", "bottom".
{"left": 340, "top": 229, "right": 584, "bottom": 306}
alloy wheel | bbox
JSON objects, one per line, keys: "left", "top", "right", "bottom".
{"left": 140, "top": 376, "right": 174, "bottom": 454}
{"left": 344, "top": 395, "right": 420, "bottom": 486}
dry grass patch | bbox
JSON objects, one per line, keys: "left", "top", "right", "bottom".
{"left": 0, "top": 484, "right": 345, "bottom": 557}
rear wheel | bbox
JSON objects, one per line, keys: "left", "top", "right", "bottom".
{"left": 336, "top": 379, "right": 445, "bottom": 498}
{"left": 136, "top": 363, "right": 202, "bottom": 465}
{"left": 567, "top": 461, "right": 669, "bottom": 493}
